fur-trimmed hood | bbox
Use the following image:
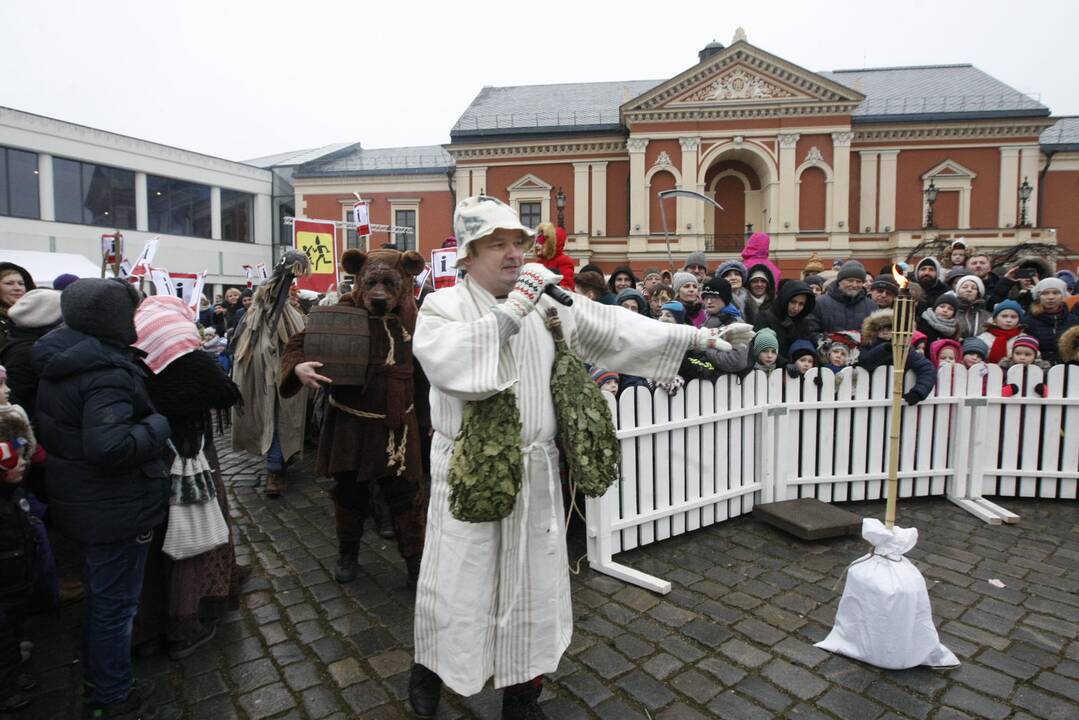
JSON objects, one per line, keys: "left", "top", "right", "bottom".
{"left": 861, "top": 308, "right": 893, "bottom": 346}
{"left": 1060, "top": 324, "right": 1079, "bottom": 364}
{"left": 1015, "top": 255, "right": 1055, "bottom": 280}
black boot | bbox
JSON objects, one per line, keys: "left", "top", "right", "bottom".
{"left": 408, "top": 663, "right": 442, "bottom": 719}
{"left": 502, "top": 678, "right": 546, "bottom": 720}
{"left": 334, "top": 543, "right": 359, "bottom": 584}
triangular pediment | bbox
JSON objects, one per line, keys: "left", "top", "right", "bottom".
{"left": 507, "top": 173, "right": 552, "bottom": 191}
{"left": 622, "top": 40, "right": 864, "bottom": 116}
{"left": 922, "top": 159, "right": 976, "bottom": 179}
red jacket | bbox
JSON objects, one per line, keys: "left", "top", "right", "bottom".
{"left": 535, "top": 225, "right": 575, "bottom": 290}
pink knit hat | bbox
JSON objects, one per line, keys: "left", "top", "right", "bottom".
{"left": 133, "top": 296, "right": 201, "bottom": 374}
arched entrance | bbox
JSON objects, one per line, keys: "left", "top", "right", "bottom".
{"left": 699, "top": 143, "right": 777, "bottom": 252}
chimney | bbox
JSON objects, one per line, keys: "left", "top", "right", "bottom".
{"left": 698, "top": 40, "right": 724, "bottom": 64}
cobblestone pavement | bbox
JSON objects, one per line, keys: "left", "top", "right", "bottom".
{"left": 16, "top": 437, "right": 1079, "bottom": 719}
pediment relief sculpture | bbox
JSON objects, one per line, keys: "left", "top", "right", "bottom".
{"left": 676, "top": 67, "right": 798, "bottom": 104}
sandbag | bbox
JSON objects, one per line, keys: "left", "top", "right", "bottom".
{"left": 815, "top": 518, "right": 959, "bottom": 670}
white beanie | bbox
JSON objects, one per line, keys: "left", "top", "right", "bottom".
{"left": 7, "top": 289, "right": 62, "bottom": 329}
{"left": 955, "top": 274, "right": 985, "bottom": 298}
{"left": 1032, "top": 277, "right": 1067, "bottom": 300}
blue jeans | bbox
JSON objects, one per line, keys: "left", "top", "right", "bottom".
{"left": 266, "top": 426, "right": 284, "bottom": 473}
{"left": 82, "top": 536, "right": 150, "bottom": 705}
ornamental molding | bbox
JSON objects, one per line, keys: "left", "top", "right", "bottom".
{"left": 831, "top": 131, "right": 855, "bottom": 147}
{"left": 447, "top": 139, "right": 628, "bottom": 160}
{"left": 675, "top": 66, "right": 798, "bottom": 104}
{"left": 804, "top": 146, "right": 823, "bottom": 163}
{"left": 652, "top": 151, "right": 673, "bottom": 169}
{"left": 624, "top": 102, "right": 862, "bottom": 125}
{"left": 626, "top": 137, "right": 650, "bottom": 153}
{"left": 852, "top": 121, "right": 1053, "bottom": 142}
{"left": 678, "top": 136, "right": 700, "bottom": 151}
{"left": 778, "top": 133, "right": 800, "bottom": 149}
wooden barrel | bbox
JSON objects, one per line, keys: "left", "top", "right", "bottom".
{"left": 303, "top": 305, "right": 370, "bottom": 387}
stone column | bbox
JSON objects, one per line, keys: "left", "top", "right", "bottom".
{"left": 877, "top": 150, "right": 899, "bottom": 232}
{"left": 998, "top": 147, "right": 1020, "bottom": 227}
{"left": 135, "top": 172, "right": 149, "bottom": 231}
{"left": 679, "top": 137, "right": 701, "bottom": 248}
{"left": 37, "top": 153, "right": 54, "bottom": 222}
{"left": 453, "top": 169, "right": 469, "bottom": 204}
{"left": 777, "top": 133, "right": 799, "bottom": 232}
{"left": 590, "top": 162, "right": 607, "bottom": 236}
{"left": 859, "top": 151, "right": 878, "bottom": 233}
{"left": 471, "top": 167, "right": 488, "bottom": 197}
{"left": 573, "top": 162, "right": 590, "bottom": 234}
{"left": 211, "top": 187, "right": 222, "bottom": 240}
{"left": 628, "top": 137, "right": 649, "bottom": 239}
{"left": 829, "top": 132, "right": 853, "bottom": 234}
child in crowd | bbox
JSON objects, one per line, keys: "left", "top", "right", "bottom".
{"left": 750, "top": 328, "right": 779, "bottom": 372}
{"left": 589, "top": 368, "right": 620, "bottom": 396}
{"left": 977, "top": 299, "right": 1024, "bottom": 364}
{"left": 202, "top": 327, "right": 227, "bottom": 356}
{"left": 785, "top": 339, "right": 817, "bottom": 378}
{"left": 1000, "top": 335, "right": 1051, "bottom": 370}
{"left": 822, "top": 341, "right": 850, "bottom": 373}
{"left": 0, "top": 387, "right": 36, "bottom": 712}
{"left": 917, "top": 292, "right": 960, "bottom": 343}
{"left": 658, "top": 300, "right": 685, "bottom": 324}
{"left": 910, "top": 331, "right": 929, "bottom": 356}
{"left": 961, "top": 337, "right": 989, "bottom": 369}
{"left": 616, "top": 288, "right": 651, "bottom": 317}
{"left": 930, "top": 338, "right": 962, "bottom": 367}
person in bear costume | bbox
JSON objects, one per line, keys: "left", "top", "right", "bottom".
{"left": 532, "top": 222, "right": 575, "bottom": 290}
{"left": 280, "top": 248, "right": 429, "bottom": 588}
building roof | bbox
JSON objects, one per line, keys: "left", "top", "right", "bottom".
{"left": 243, "top": 142, "right": 358, "bottom": 168}
{"left": 1041, "top": 116, "right": 1079, "bottom": 152}
{"left": 450, "top": 80, "right": 663, "bottom": 139}
{"left": 451, "top": 63, "right": 1048, "bottom": 138}
{"left": 820, "top": 64, "right": 1048, "bottom": 122}
{"left": 293, "top": 144, "right": 454, "bottom": 178}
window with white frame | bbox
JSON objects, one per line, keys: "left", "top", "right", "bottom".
{"left": 518, "top": 201, "right": 541, "bottom": 229}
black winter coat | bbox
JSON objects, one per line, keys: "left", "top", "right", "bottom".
{"left": 1022, "top": 306, "right": 1079, "bottom": 365}
{"left": 33, "top": 327, "right": 171, "bottom": 545}
{"left": 0, "top": 323, "right": 55, "bottom": 420}
{"left": 856, "top": 342, "right": 937, "bottom": 403}
{"left": 807, "top": 283, "right": 877, "bottom": 335}
{"left": 0, "top": 484, "right": 36, "bottom": 605}
{"left": 754, "top": 280, "right": 817, "bottom": 362}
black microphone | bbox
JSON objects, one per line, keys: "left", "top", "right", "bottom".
{"left": 544, "top": 284, "right": 574, "bottom": 306}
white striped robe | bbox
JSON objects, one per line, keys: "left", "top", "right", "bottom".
{"left": 412, "top": 276, "right": 696, "bottom": 695}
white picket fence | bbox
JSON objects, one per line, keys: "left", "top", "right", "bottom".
{"left": 585, "top": 363, "right": 1079, "bottom": 593}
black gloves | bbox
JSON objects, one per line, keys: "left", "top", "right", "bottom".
{"left": 903, "top": 389, "right": 926, "bottom": 406}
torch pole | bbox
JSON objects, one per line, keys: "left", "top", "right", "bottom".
{"left": 885, "top": 282, "right": 914, "bottom": 530}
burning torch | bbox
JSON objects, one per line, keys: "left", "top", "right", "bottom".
{"left": 885, "top": 265, "right": 915, "bottom": 529}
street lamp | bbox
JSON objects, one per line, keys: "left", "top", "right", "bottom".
{"left": 923, "top": 181, "right": 939, "bottom": 229}
{"left": 556, "top": 187, "right": 566, "bottom": 229}
{"left": 1018, "top": 177, "right": 1033, "bottom": 228}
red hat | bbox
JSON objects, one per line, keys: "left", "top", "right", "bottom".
{"left": 1012, "top": 335, "right": 1040, "bottom": 354}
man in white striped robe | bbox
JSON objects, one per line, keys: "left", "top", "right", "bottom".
{"left": 408, "top": 196, "right": 752, "bottom": 718}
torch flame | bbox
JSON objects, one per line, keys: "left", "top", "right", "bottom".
{"left": 892, "top": 264, "right": 909, "bottom": 290}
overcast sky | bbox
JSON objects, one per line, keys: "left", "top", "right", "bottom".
{"left": 3, "top": 0, "right": 1076, "bottom": 163}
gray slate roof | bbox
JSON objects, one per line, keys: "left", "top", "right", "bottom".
{"left": 294, "top": 144, "right": 453, "bottom": 178}
{"left": 244, "top": 142, "right": 357, "bottom": 168}
{"left": 451, "top": 64, "right": 1048, "bottom": 138}
{"left": 1041, "top": 117, "right": 1079, "bottom": 151}
{"left": 451, "top": 80, "right": 662, "bottom": 138}
{"left": 820, "top": 64, "right": 1047, "bottom": 122}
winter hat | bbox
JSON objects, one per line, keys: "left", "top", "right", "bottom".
{"left": 7, "top": 289, "right": 62, "bottom": 329}
{"left": 441, "top": 236, "right": 458, "bottom": 248}
{"left": 804, "top": 273, "right": 825, "bottom": 288}
{"left": 642, "top": 267, "right": 663, "bottom": 282}
{"left": 870, "top": 273, "right": 899, "bottom": 294}
{"left": 955, "top": 274, "right": 985, "bottom": 298}
{"left": 133, "top": 296, "right": 202, "bottom": 374}
{"left": 660, "top": 300, "right": 686, "bottom": 323}
{"left": 616, "top": 287, "right": 649, "bottom": 315}
{"left": 700, "top": 277, "right": 733, "bottom": 305}
{"left": 672, "top": 272, "right": 697, "bottom": 295}
{"left": 607, "top": 266, "right": 639, "bottom": 294}
{"left": 929, "top": 338, "right": 963, "bottom": 366}
{"left": 684, "top": 251, "right": 708, "bottom": 270}
{"left": 589, "top": 367, "right": 619, "bottom": 388}
{"left": 715, "top": 260, "right": 746, "bottom": 281}
{"left": 962, "top": 337, "right": 989, "bottom": 359}
{"left": 788, "top": 339, "right": 816, "bottom": 362}
{"left": 52, "top": 273, "right": 80, "bottom": 291}
{"left": 748, "top": 267, "right": 770, "bottom": 283}
{"left": 915, "top": 256, "right": 944, "bottom": 278}
{"left": 579, "top": 263, "right": 604, "bottom": 277}
{"left": 836, "top": 260, "right": 867, "bottom": 283}
{"left": 951, "top": 238, "right": 968, "bottom": 250}
{"left": 934, "top": 292, "right": 959, "bottom": 311}
{"left": 1055, "top": 269, "right": 1077, "bottom": 292}
{"left": 451, "top": 195, "right": 535, "bottom": 262}
{"left": 752, "top": 328, "right": 779, "bottom": 356}
{"left": 992, "top": 299, "right": 1024, "bottom": 319}
{"left": 945, "top": 266, "right": 968, "bottom": 285}
{"left": 1032, "top": 277, "right": 1067, "bottom": 301}
{"left": 574, "top": 270, "right": 607, "bottom": 298}
{"left": 911, "top": 331, "right": 928, "bottom": 350}
{"left": 1012, "top": 334, "right": 1040, "bottom": 354}
{"left": 802, "top": 252, "right": 824, "bottom": 276}
{"left": 60, "top": 278, "right": 141, "bottom": 346}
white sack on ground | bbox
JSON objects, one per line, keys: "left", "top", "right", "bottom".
{"left": 815, "top": 518, "right": 960, "bottom": 670}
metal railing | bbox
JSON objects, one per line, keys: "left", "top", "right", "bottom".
{"left": 452, "top": 111, "right": 621, "bottom": 131}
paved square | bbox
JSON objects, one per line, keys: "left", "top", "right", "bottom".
{"left": 21, "top": 437, "right": 1079, "bottom": 719}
